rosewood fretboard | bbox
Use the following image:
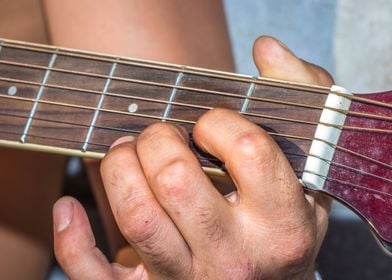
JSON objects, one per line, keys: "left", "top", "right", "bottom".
{"left": 0, "top": 39, "right": 329, "bottom": 175}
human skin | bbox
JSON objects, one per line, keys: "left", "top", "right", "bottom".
{"left": 53, "top": 37, "right": 333, "bottom": 279}
{"left": 0, "top": 0, "right": 234, "bottom": 278}
{"left": 43, "top": 0, "right": 235, "bottom": 260}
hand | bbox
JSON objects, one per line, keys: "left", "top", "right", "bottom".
{"left": 53, "top": 36, "right": 333, "bottom": 280}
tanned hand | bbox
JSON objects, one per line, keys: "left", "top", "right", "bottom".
{"left": 53, "top": 36, "right": 333, "bottom": 280}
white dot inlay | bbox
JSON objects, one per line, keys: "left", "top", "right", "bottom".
{"left": 128, "top": 103, "right": 138, "bottom": 113}
{"left": 7, "top": 86, "right": 17, "bottom": 96}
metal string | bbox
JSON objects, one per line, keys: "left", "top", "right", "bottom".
{"left": 0, "top": 76, "right": 391, "bottom": 134}
{"left": 0, "top": 110, "right": 390, "bottom": 185}
{"left": 1, "top": 126, "right": 389, "bottom": 198}
{"left": 1, "top": 41, "right": 391, "bottom": 109}
{"left": 1, "top": 59, "right": 392, "bottom": 124}
{"left": 1, "top": 92, "right": 391, "bottom": 170}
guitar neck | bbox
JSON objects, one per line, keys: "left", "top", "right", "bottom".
{"left": 0, "top": 38, "right": 330, "bottom": 174}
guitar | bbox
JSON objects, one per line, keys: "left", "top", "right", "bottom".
{"left": 0, "top": 38, "right": 391, "bottom": 254}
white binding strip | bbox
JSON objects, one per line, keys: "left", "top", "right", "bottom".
{"left": 301, "top": 85, "right": 352, "bottom": 190}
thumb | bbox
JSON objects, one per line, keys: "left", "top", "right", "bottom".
{"left": 53, "top": 196, "right": 145, "bottom": 279}
{"left": 253, "top": 35, "right": 333, "bottom": 86}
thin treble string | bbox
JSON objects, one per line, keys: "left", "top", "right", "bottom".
{"left": 1, "top": 59, "right": 391, "bottom": 124}
{"left": 1, "top": 93, "right": 391, "bottom": 169}
{"left": 1, "top": 109, "right": 390, "bottom": 184}
{"left": 0, "top": 76, "right": 391, "bottom": 134}
{"left": 2, "top": 59, "right": 392, "bottom": 125}
{"left": 0, "top": 93, "right": 323, "bottom": 145}
{"left": 2, "top": 41, "right": 391, "bottom": 109}
{"left": 0, "top": 60, "right": 331, "bottom": 111}
{"left": 0, "top": 41, "right": 331, "bottom": 94}
{"left": 2, "top": 127, "right": 390, "bottom": 198}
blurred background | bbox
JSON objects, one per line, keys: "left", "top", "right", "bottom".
{"left": 42, "top": 0, "right": 392, "bottom": 279}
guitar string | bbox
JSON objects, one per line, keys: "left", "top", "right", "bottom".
{"left": 0, "top": 76, "right": 391, "bottom": 134}
{"left": 1, "top": 93, "right": 391, "bottom": 169}
{"left": 1, "top": 41, "right": 391, "bottom": 110}
{"left": 0, "top": 110, "right": 390, "bottom": 185}
{"left": 1, "top": 59, "right": 392, "bottom": 124}
{"left": 0, "top": 42, "right": 335, "bottom": 94}
{"left": 1, "top": 127, "right": 390, "bottom": 198}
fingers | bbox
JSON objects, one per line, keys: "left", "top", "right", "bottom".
{"left": 194, "top": 36, "right": 335, "bottom": 219}
{"left": 101, "top": 137, "right": 192, "bottom": 278}
{"left": 193, "top": 109, "right": 309, "bottom": 217}
{"left": 136, "top": 123, "right": 235, "bottom": 253}
{"left": 253, "top": 36, "right": 334, "bottom": 86}
{"left": 53, "top": 197, "right": 142, "bottom": 279}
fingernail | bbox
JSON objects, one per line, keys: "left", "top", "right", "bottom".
{"left": 53, "top": 200, "right": 74, "bottom": 232}
{"left": 110, "top": 136, "right": 135, "bottom": 150}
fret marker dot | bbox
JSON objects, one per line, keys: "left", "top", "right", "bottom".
{"left": 7, "top": 86, "right": 17, "bottom": 96}
{"left": 128, "top": 103, "right": 138, "bottom": 113}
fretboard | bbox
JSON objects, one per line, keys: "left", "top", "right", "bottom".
{"left": 0, "top": 38, "right": 330, "bottom": 175}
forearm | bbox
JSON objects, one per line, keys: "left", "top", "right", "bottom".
{"left": 43, "top": 0, "right": 234, "bottom": 71}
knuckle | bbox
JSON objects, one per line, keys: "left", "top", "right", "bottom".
{"left": 156, "top": 159, "right": 196, "bottom": 201}
{"left": 233, "top": 131, "right": 276, "bottom": 164}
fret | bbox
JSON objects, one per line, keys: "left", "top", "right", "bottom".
{"left": 240, "top": 77, "right": 256, "bottom": 113}
{"left": 20, "top": 51, "right": 58, "bottom": 143}
{"left": 162, "top": 72, "right": 184, "bottom": 121}
{"left": 82, "top": 60, "right": 118, "bottom": 152}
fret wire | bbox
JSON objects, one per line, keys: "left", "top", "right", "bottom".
{"left": 1, "top": 59, "right": 391, "bottom": 123}
{"left": 1, "top": 77, "right": 391, "bottom": 134}
{"left": 240, "top": 77, "right": 256, "bottom": 113}
{"left": 2, "top": 125, "right": 390, "bottom": 198}
{"left": 0, "top": 76, "right": 324, "bottom": 127}
{"left": 0, "top": 40, "right": 332, "bottom": 94}
{"left": 20, "top": 51, "right": 58, "bottom": 143}
{"left": 0, "top": 112, "right": 392, "bottom": 188}
{"left": 0, "top": 94, "right": 315, "bottom": 142}
{"left": 0, "top": 112, "right": 309, "bottom": 162}
{"left": 2, "top": 92, "right": 391, "bottom": 171}
{"left": 1, "top": 110, "right": 390, "bottom": 183}
{"left": 2, "top": 39, "right": 391, "bottom": 109}
{"left": 0, "top": 82, "right": 391, "bottom": 136}
{"left": 2, "top": 78, "right": 392, "bottom": 135}
{"left": 0, "top": 59, "right": 329, "bottom": 111}
{"left": 82, "top": 59, "right": 119, "bottom": 152}
{"left": 162, "top": 71, "right": 184, "bottom": 121}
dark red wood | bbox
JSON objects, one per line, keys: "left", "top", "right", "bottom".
{"left": 324, "top": 91, "right": 392, "bottom": 249}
